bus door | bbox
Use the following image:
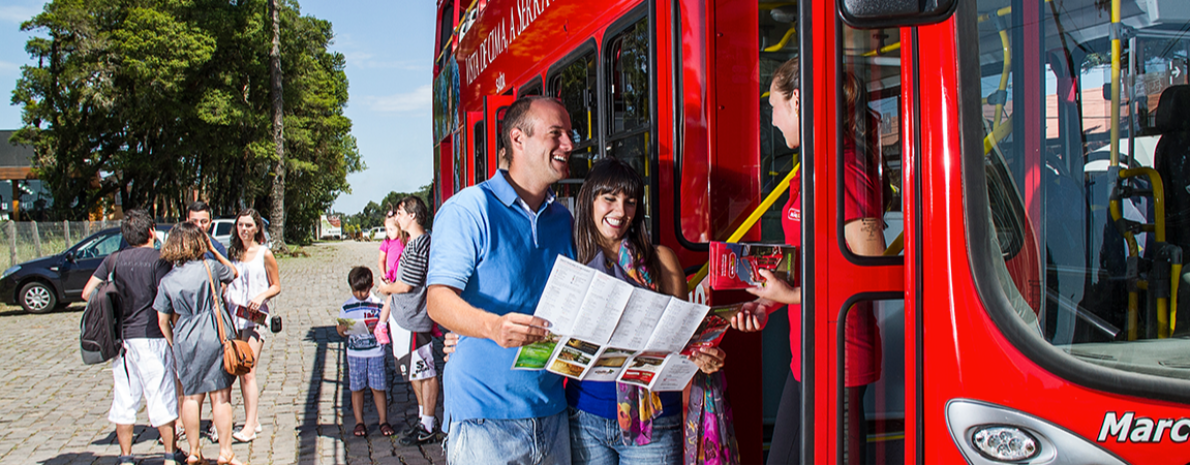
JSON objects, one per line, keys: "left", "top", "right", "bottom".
{"left": 437, "top": 139, "right": 454, "bottom": 202}
{"left": 484, "top": 94, "right": 514, "bottom": 178}
{"left": 803, "top": 1, "right": 914, "bottom": 463}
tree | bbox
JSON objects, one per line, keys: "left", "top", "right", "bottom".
{"left": 267, "top": 0, "right": 288, "bottom": 253}
{"left": 10, "top": 0, "right": 360, "bottom": 245}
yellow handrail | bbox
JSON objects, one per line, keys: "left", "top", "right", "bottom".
{"left": 993, "top": 29, "right": 1011, "bottom": 131}
{"left": 984, "top": 114, "right": 1013, "bottom": 154}
{"left": 862, "top": 42, "right": 901, "bottom": 57}
{"left": 764, "top": 26, "right": 798, "bottom": 53}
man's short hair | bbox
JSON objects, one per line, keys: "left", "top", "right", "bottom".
{"left": 500, "top": 96, "right": 558, "bottom": 158}
{"left": 120, "top": 209, "right": 155, "bottom": 246}
{"left": 398, "top": 196, "right": 431, "bottom": 230}
{"left": 187, "top": 201, "right": 212, "bottom": 216}
{"left": 348, "top": 266, "right": 373, "bottom": 292}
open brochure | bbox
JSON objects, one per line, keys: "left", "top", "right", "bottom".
{"left": 512, "top": 256, "right": 741, "bottom": 391}
{"left": 335, "top": 317, "right": 372, "bottom": 336}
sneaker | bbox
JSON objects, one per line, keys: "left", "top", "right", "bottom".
{"left": 206, "top": 423, "right": 219, "bottom": 442}
{"left": 398, "top": 420, "right": 422, "bottom": 438}
{"left": 398, "top": 425, "right": 444, "bottom": 446}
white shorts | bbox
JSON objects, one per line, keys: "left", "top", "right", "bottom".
{"left": 390, "top": 323, "right": 437, "bottom": 382}
{"left": 109, "top": 338, "right": 178, "bottom": 427}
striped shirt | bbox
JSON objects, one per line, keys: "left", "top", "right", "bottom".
{"left": 388, "top": 233, "right": 431, "bottom": 332}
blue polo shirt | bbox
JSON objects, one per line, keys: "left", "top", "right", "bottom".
{"left": 428, "top": 170, "right": 575, "bottom": 421}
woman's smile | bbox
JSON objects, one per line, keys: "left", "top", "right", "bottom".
{"left": 594, "top": 192, "right": 637, "bottom": 243}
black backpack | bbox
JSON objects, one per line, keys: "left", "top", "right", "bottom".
{"left": 80, "top": 252, "right": 122, "bottom": 364}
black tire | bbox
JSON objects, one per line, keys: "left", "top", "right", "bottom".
{"left": 19, "top": 281, "right": 57, "bottom": 314}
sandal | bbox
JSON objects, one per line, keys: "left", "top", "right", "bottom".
{"left": 352, "top": 423, "right": 367, "bottom": 437}
{"left": 185, "top": 453, "right": 206, "bottom": 465}
{"left": 231, "top": 429, "right": 256, "bottom": 443}
{"left": 379, "top": 422, "right": 396, "bottom": 437}
{"left": 118, "top": 455, "right": 136, "bottom": 465}
{"left": 216, "top": 453, "right": 243, "bottom": 465}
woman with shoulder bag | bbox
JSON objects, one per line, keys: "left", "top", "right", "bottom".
{"left": 155, "top": 222, "right": 245, "bottom": 465}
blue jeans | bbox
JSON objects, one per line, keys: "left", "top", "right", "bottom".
{"left": 568, "top": 407, "right": 683, "bottom": 465}
{"left": 446, "top": 409, "right": 570, "bottom": 465}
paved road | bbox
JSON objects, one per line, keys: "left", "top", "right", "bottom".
{"left": 0, "top": 241, "right": 445, "bottom": 465}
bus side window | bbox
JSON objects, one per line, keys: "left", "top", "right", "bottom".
{"left": 474, "top": 120, "right": 487, "bottom": 184}
{"left": 759, "top": 3, "right": 800, "bottom": 244}
{"left": 495, "top": 106, "right": 508, "bottom": 171}
{"left": 520, "top": 78, "right": 543, "bottom": 97}
{"left": 436, "top": 0, "right": 456, "bottom": 72}
{"left": 605, "top": 15, "right": 653, "bottom": 230}
{"left": 548, "top": 45, "right": 598, "bottom": 211}
{"left": 840, "top": 24, "right": 904, "bottom": 258}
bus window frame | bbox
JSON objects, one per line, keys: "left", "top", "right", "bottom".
{"left": 670, "top": 0, "right": 708, "bottom": 252}
{"left": 956, "top": 2, "right": 1190, "bottom": 405}
{"left": 472, "top": 118, "right": 486, "bottom": 185}
{"left": 602, "top": 5, "right": 658, "bottom": 241}
{"left": 519, "top": 76, "right": 543, "bottom": 97}
{"left": 835, "top": 292, "right": 904, "bottom": 464}
{"left": 545, "top": 39, "right": 601, "bottom": 157}
{"left": 835, "top": 17, "right": 904, "bottom": 267}
{"left": 436, "top": 0, "right": 457, "bottom": 72}
{"left": 798, "top": 0, "right": 816, "bottom": 461}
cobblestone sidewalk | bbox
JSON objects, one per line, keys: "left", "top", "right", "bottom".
{"left": 0, "top": 241, "right": 444, "bottom": 465}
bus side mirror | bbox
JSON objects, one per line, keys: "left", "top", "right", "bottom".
{"left": 839, "top": 0, "right": 957, "bottom": 29}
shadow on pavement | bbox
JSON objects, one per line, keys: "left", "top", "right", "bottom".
{"left": 297, "top": 325, "right": 344, "bottom": 465}
{"left": 38, "top": 451, "right": 103, "bottom": 465}
{"left": 89, "top": 425, "right": 157, "bottom": 446}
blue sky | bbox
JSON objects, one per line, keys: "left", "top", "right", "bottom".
{"left": 0, "top": 0, "right": 435, "bottom": 215}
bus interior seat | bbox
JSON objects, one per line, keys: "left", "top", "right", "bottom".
{"left": 1152, "top": 84, "right": 1190, "bottom": 334}
{"left": 1153, "top": 85, "right": 1190, "bottom": 250}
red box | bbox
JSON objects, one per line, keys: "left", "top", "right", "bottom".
{"left": 708, "top": 242, "right": 798, "bottom": 290}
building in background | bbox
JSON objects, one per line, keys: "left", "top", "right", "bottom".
{"left": 0, "top": 130, "right": 53, "bottom": 221}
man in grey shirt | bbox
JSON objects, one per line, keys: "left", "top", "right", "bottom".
{"left": 378, "top": 196, "right": 438, "bottom": 445}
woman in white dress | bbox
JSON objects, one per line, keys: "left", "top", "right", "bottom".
{"left": 224, "top": 208, "right": 281, "bottom": 442}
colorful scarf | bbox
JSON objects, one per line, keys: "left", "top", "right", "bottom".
{"left": 614, "top": 240, "right": 665, "bottom": 446}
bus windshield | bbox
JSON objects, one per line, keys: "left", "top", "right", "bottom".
{"left": 967, "top": 0, "right": 1190, "bottom": 383}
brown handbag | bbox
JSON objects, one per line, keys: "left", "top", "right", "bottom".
{"left": 205, "top": 261, "right": 256, "bottom": 376}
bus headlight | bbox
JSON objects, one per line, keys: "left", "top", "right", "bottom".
{"left": 971, "top": 426, "right": 1038, "bottom": 461}
{"left": 947, "top": 399, "right": 1125, "bottom": 465}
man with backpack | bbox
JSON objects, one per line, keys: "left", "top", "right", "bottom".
{"left": 82, "top": 210, "right": 179, "bottom": 465}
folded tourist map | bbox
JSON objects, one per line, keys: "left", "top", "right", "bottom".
{"left": 512, "top": 256, "right": 740, "bottom": 391}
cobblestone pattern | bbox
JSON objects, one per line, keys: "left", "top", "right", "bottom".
{"left": 0, "top": 241, "right": 446, "bottom": 465}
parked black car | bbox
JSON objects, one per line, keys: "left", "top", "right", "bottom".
{"left": 0, "top": 225, "right": 171, "bottom": 314}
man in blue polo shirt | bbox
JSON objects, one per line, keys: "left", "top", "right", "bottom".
{"left": 427, "top": 96, "right": 575, "bottom": 464}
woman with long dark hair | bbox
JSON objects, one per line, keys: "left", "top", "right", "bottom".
{"left": 155, "top": 222, "right": 241, "bottom": 465}
{"left": 224, "top": 208, "right": 281, "bottom": 442}
{"left": 567, "top": 158, "right": 727, "bottom": 464}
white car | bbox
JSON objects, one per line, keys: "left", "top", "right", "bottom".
{"left": 367, "top": 227, "right": 387, "bottom": 241}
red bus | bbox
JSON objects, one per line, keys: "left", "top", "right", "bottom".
{"left": 431, "top": 0, "right": 1190, "bottom": 462}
